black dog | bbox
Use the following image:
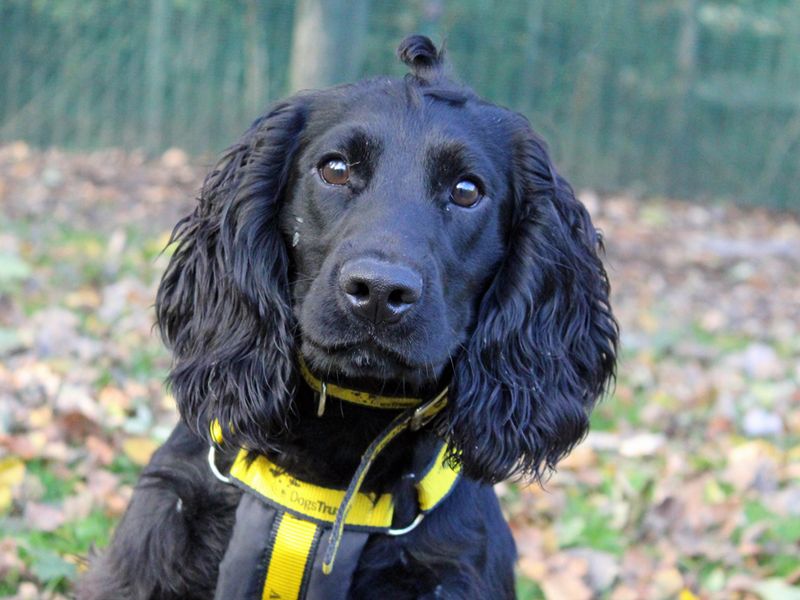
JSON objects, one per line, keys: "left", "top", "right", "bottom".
{"left": 79, "top": 36, "right": 617, "bottom": 599}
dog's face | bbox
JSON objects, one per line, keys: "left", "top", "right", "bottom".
{"left": 285, "top": 88, "right": 513, "bottom": 387}
{"left": 156, "top": 36, "right": 618, "bottom": 483}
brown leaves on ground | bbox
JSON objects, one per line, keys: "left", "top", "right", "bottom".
{"left": 0, "top": 142, "right": 799, "bottom": 598}
{"left": 510, "top": 192, "right": 800, "bottom": 599}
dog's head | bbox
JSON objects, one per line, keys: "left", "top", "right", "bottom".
{"left": 156, "top": 36, "right": 617, "bottom": 483}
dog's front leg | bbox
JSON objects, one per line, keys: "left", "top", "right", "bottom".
{"left": 77, "top": 423, "right": 240, "bottom": 600}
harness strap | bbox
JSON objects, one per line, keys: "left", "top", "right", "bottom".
{"left": 321, "top": 388, "right": 448, "bottom": 573}
{"left": 210, "top": 360, "right": 457, "bottom": 599}
{"left": 265, "top": 512, "right": 322, "bottom": 598}
{"left": 214, "top": 495, "right": 371, "bottom": 600}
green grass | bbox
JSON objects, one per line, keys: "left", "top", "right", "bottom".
{"left": 516, "top": 576, "right": 545, "bottom": 599}
{"left": 2, "top": 511, "right": 114, "bottom": 593}
{"left": 1, "top": 454, "right": 117, "bottom": 593}
{"left": 108, "top": 454, "right": 145, "bottom": 486}
{"left": 557, "top": 492, "right": 623, "bottom": 554}
{"left": 25, "top": 460, "right": 80, "bottom": 502}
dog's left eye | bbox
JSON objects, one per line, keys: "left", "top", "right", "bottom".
{"left": 319, "top": 158, "right": 350, "bottom": 185}
{"left": 451, "top": 179, "right": 482, "bottom": 207}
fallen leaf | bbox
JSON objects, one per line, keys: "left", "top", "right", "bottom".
{"left": 0, "top": 252, "right": 31, "bottom": 285}
{"left": 742, "top": 408, "right": 783, "bottom": 437}
{"left": 161, "top": 147, "right": 188, "bottom": 168}
{"left": 619, "top": 432, "right": 665, "bottom": 457}
{"left": 560, "top": 445, "right": 597, "bottom": 470}
{"left": 754, "top": 579, "right": 800, "bottom": 600}
{"left": 55, "top": 383, "right": 102, "bottom": 422}
{"left": 650, "top": 566, "right": 684, "bottom": 598}
{"left": 610, "top": 585, "right": 642, "bottom": 600}
{"left": 0, "top": 456, "right": 25, "bottom": 512}
{"left": 567, "top": 548, "right": 620, "bottom": 592}
{"left": 85, "top": 435, "right": 115, "bottom": 465}
{"left": 122, "top": 436, "right": 158, "bottom": 466}
{"left": 24, "top": 501, "right": 65, "bottom": 532}
{"left": 0, "top": 537, "right": 25, "bottom": 575}
{"left": 541, "top": 554, "right": 592, "bottom": 600}
{"left": 63, "top": 492, "right": 94, "bottom": 522}
{"left": 27, "top": 405, "right": 53, "bottom": 429}
{"left": 738, "top": 344, "right": 784, "bottom": 379}
{"left": 723, "top": 441, "right": 781, "bottom": 492}
{"left": 0, "top": 456, "right": 25, "bottom": 487}
{"left": 16, "top": 582, "right": 39, "bottom": 600}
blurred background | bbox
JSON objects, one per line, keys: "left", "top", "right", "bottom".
{"left": 0, "top": 1, "right": 798, "bottom": 599}
{"left": 2, "top": 0, "right": 800, "bottom": 208}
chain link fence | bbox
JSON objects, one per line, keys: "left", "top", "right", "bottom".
{"left": 1, "top": 0, "right": 797, "bottom": 209}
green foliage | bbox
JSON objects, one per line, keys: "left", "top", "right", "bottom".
{"left": 25, "top": 461, "right": 79, "bottom": 502}
{"left": 23, "top": 546, "right": 76, "bottom": 590}
{"left": 743, "top": 500, "right": 800, "bottom": 547}
{"left": 3, "top": 511, "right": 114, "bottom": 592}
{"left": 109, "top": 454, "right": 145, "bottom": 486}
{"left": 516, "top": 576, "right": 546, "bottom": 600}
{"left": 557, "top": 493, "right": 623, "bottom": 554}
{"left": 0, "top": 252, "right": 31, "bottom": 292}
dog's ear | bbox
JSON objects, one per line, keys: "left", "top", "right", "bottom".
{"left": 156, "top": 100, "right": 307, "bottom": 451}
{"left": 447, "top": 123, "right": 618, "bottom": 484}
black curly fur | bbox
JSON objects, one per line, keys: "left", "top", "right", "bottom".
{"left": 446, "top": 126, "right": 618, "bottom": 483}
{"left": 154, "top": 101, "right": 306, "bottom": 455}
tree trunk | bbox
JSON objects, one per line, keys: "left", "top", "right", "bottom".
{"left": 289, "top": 0, "right": 368, "bottom": 92}
{"left": 145, "top": 0, "right": 169, "bottom": 151}
{"left": 668, "top": 0, "right": 698, "bottom": 195}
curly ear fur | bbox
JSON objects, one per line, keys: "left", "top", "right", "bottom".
{"left": 447, "top": 122, "right": 618, "bottom": 484}
{"left": 156, "top": 100, "right": 307, "bottom": 451}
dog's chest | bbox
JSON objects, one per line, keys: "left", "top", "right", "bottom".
{"left": 213, "top": 443, "right": 459, "bottom": 600}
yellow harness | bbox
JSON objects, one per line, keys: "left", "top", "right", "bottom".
{"left": 210, "top": 361, "right": 459, "bottom": 600}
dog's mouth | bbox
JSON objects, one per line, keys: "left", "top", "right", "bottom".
{"left": 301, "top": 335, "right": 446, "bottom": 388}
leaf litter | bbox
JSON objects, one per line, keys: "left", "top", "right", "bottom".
{"left": 0, "top": 143, "right": 798, "bottom": 598}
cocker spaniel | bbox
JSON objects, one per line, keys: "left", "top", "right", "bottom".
{"left": 80, "top": 35, "right": 617, "bottom": 600}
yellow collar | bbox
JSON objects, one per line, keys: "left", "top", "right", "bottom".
{"left": 229, "top": 441, "right": 459, "bottom": 530}
{"left": 298, "top": 355, "right": 445, "bottom": 413}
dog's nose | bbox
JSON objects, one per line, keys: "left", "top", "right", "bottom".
{"left": 339, "top": 258, "right": 423, "bottom": 324}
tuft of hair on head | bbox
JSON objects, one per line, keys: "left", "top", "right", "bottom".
{"left": 397, "top": 34, "right": 445, "bottom": 83}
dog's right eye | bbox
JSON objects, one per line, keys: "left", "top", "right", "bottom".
{"left": 450, "top": 178, "right": 482, "bottom": 207}
{"left": 319, "top": 158, "right": 350, "bottom": 185}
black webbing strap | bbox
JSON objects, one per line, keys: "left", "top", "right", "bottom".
{"left": 214, "top": 494, "right": 369, "bottom": 600}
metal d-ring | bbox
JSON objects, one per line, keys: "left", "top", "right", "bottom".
{"left": 208, "top": 445, "right": 231, "bottom": 484}
{"left": 386, "top": 513, "right": 425, "bottom": 536}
